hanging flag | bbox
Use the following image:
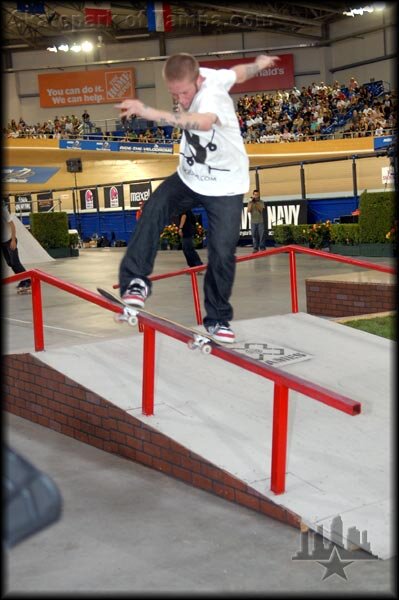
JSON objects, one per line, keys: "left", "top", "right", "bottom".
{"left": 16, "top": 2, "right": 45, "bottom": 14}
{"left": 84, "top": 2, "right": 112, "bottom": 27}
{"left": 147, "top": 1, "right": 172, "bottom": 32}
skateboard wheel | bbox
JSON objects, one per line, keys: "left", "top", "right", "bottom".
{"left": 128, "top": 315, "right": 138, "bottom": 326}
{"left": 201, "top": 344, "right": 212, "bottom": 355}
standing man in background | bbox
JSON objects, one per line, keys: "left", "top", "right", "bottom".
{"left": 1, "top": 200, "right": 31, "bottom": 292}
{"left": 177, "top": 210, "right": 204, "bottom": 271}
{"left": 116, "top": 52, "right": 280, "bottom": 343}
{"left": 247, "top": 189, "right": 266, "bottom": 253}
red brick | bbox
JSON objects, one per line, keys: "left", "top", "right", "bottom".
{"left": 192, "top": 473, "right": 213, "bottom": 491}
{"left": 152, "top": 458, "right": 172, "bottom": 474}
{"left": 126, "top": 437, "right": 142, "bottom": 451}
{"left": 171, "top": 465, "right": 192, "bottom": 483}
{"left": 135, "top": 451, "right": 153, "bottom": 467}
{"left": 212, "top": 482, "right": 235, "bottom": 501}
{"left": 150, "top": 432, "right": 171, "bottom": 448}
{"left": 180, "top": 455, "right": 201, "bottom": 473}
{"left": 235, "top": 490, "right": 260, "bottom": 511}
{"left": 143, "top": 441, "right": 161, "bottom": 457}
{"left": 160, "top": 447, "right": 182, "bottom": 465}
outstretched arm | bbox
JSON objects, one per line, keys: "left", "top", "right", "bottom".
{"left": 115, "top": 100, "right": 218, "bottom": 131}
{"left": 232, "top": 55, "right": 280, "bottom": 84}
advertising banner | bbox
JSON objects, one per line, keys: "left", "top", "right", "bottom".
{"left": 14, "top": 194, "right": 32, "bottom": 214}
{"left": 59, "top": 140, "right": 174, "bottom": 153}
{"left": 199, "top": 55, "right": 294, "bottom": 93}
{"left": 263, "top": 199, "right": 307, "bottom": 239}
{"left": 129, "top": 182, "right": 152, "bottom": 207}
{"left": 104, "top": 185, "right": 124, "bottom": 208}
{"left": 38, "top": 68, "right": 135, "bottom": 108}
{"left": 37, "top": 192, "right": 54, "bottom": 212}
{"left": 80, "top": 188, "right": 99, "bottom": 210}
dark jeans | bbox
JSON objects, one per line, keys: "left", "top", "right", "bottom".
{"left": 182, "top": 236, "right": 203, "bottom": 268}
{"left": 1, "top": 239, "right": 30, "bottom": 286}
{"left": 251, "top": 222, "right": 265, "bottom": 250}
{"left": 119, "top": 172, "right": 244, "bottom": 326}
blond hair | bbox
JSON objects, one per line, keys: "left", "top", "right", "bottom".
{"left": 163, "top": 53, "right": 199, "bottom": 82}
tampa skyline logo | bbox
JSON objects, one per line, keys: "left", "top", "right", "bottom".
{"left": 292, "top": 515, "right": 378, "bottom": 581}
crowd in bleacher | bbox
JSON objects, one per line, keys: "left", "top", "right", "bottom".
{"left": 236, "top": 77, "right": 396, "bottom": 142}
{"left": 4, "top": 78, "right": 396, "bottom": 143}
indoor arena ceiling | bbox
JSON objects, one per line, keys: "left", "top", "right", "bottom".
{"left": 2, "top": 2, "right": 371, "bottom": 52}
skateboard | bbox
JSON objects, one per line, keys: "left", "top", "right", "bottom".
{"left": 97, "top": 287, "right": 215, "bottom": 354}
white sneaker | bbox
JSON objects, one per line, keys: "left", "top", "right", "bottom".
{"left": 122, "top": 278, "right": 148, "bottom": 308}
{"left": 205, "top": 322, "right": 235, "bottom": 344}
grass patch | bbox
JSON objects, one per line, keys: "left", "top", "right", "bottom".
{"left": 342, "top": 315, "right": 396, "bottom": 341}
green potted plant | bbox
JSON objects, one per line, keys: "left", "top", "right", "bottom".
{"left": 30, "top": 212, "right": 71, "bottom": 258}
{"left": 159, "top": 223, "right": 181, "bottom": 249}
{"left": 330, "top": 223, "right": 361, "bottom": 255}
{"left": 307, "top": 220, "right": 332, "bottom": 249}
{"left": 193, "top": 222, "right": 207, "bottom": 248}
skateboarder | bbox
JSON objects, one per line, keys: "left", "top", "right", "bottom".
{"left": 1, "top": 200, "right": 31, "bottom": 293}
{"left": 115, "top": 52, "right": 280, "bottom": 343}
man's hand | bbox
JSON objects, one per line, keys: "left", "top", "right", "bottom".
{"left": 115, "top": 99, "right": 146, "bottom": 119}
{"left": 10, "top": 238, "right": 17, "bottom": 250}
{"left": 254, "top": 55, "right": 280, "bottom": 71}
{"left": 233, "top": 54, "right": 280, "bottom": 84}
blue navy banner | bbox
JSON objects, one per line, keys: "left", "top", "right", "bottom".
{"left": 59, "top": 140, "right": 174, "bottom": 153}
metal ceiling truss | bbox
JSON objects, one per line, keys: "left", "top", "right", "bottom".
{"left": 0, "top": 2, "right": 382, "bottom": 51}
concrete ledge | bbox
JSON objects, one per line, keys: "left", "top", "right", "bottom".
{"left": 306, "top": 271, "right": 396, "bottom": 317}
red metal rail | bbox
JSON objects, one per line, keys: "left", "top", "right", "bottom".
{"left": 3, "top": 264, "right": 363, "bottom": 495}
{"left": 113, "top": 245, "right": 396, "bottom": 324}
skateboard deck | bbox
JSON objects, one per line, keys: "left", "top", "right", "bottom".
{"left": 97, "top": 287, "right": 222, "bottom": 353}
{"left": 17, "top": 286, "right": 32, "bottom": 295}
{"left": 97, "top": 288, "right": 312, "bottom": 368}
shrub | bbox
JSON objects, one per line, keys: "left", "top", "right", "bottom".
{"left": 30, "top": 212, "right": 69, "bottom": 249}
{"left": 272, "top": 224, "right": 293, "bottom": 244}
{"left": 291, "top": 224, "right": 310, "bottom": 244}
{"left": 359, "top": 190, "right": 395, "bottom": 243}
{"left": 330, "top": 223, "right": 360, "bottom": 245}
{"left": 307, "top": 220, "right": 332, "bottom": 249}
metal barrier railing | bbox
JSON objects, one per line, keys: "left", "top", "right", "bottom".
{"left": 2, "top": 263, "right": 362, "bottom": 495}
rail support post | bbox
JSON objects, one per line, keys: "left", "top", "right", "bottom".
{"left": 142, "top": 324, "right": 156, "bottom": 415}
{"left": 31, "top": 273, "right": 45, "bottom": 351}
{"left": 190, "top": 271, "right": 203, "bottom": 325}
{"left": 271, "top": 383, "right": 289, "bottom": 494}
{"left": 289, "top": 249, "right": 299, "bottom": 313}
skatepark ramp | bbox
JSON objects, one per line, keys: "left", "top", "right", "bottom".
{"left": 2, "top": 247, "right": 395, "bottom": 559}
{"left": 1, "top": 214, "right": 53, "bottom": 278}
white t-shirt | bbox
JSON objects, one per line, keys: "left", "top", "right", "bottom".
{"left": 177, "top": 67, "right": 249, "bottom": 196}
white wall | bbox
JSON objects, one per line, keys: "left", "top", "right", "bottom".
{"left": 4, "top": 5, "right": 396, "bottom": 126}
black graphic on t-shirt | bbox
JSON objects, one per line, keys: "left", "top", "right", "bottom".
{"left": 180, "top": 129, "right": 230, "bottom": 173}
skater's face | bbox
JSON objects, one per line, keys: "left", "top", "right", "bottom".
{"left": 166, "top": 75, "right": 203, "bottom": 111}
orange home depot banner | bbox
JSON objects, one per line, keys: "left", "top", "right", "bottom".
{"left": 199, "top": 55, "right": 294, "bottom": 93}
{"left": 38, "top": 69, "right": 135, "bottom": 108}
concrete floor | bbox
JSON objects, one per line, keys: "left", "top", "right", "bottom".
{"left": 2, "top": 246, "right": 396, "bottom": 594}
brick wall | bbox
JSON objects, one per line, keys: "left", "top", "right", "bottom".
{"left": 306, "top": 280, "right": 396, "bottom": 317}
{"left": 3, "top": 353, "right": 301, "bottom": 530}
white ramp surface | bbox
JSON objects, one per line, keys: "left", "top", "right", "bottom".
{"left": 33, "top": 313, "right": 394, "bottom": 559}
{"left": 1, "top": 214, "right": 53, "bottom": 276}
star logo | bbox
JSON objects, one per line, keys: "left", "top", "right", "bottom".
{"left": 317, "top": 546, "right": 354, "bottom": 580}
